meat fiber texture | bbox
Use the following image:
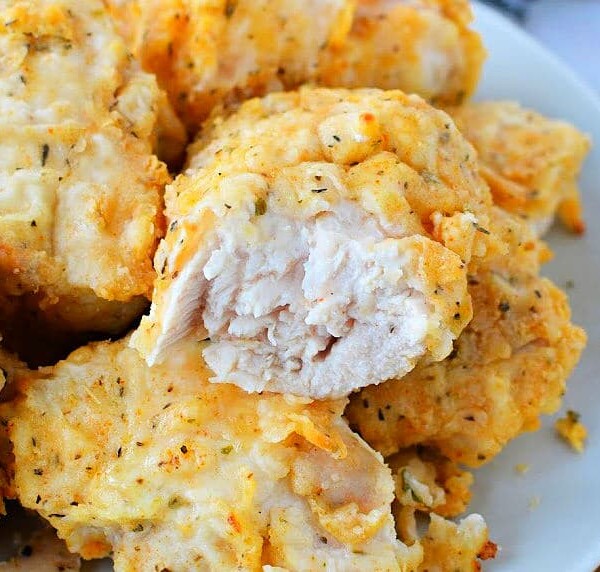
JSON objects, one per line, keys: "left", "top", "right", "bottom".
{"left": 346, "top": 206, "right": 586, "bottom": 466}
{"left": 0, "top": 0, "right": 184, "bottom": 355}
{"left": 4, "top": 337, "right": 422, "bottom": 571}
{"left": 450, "top": 101, "right": 590, "bottom": 236}
{"left": 105, "top": 0, "right": 484, "bottom": 131}
{"left": 131, "top": 87, "right": 500, "bottom": 399}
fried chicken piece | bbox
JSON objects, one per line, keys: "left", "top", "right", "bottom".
{"left": 318, "top": 0, "right": 485, "bottom": 106}
{"left": 346, "top": 207, "right": 586, "bottom": 466}
{"left": 4, "top": 338, "right": 422, "bottom": 571}
{"left": 450, "top": 101, "right": 590, "bottom": 235}
{"left": 105, "top": 0, "right": 356, "bottom": 131}
{"left": 0, "top": 0, "right": 184, "bottom": 359}
{"left": 105, "top": 0, "right": 484, "bottom": 131}
{"left": 0, "top": 527, "right": 80, "bottom": 571}
{"left": 131, "top": 88, "right": 499, "bottom": 398}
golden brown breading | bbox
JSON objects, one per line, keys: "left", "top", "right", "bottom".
{"left": 4, "top": 338, "right": 423, "bottom": 571}
{"left": 450, "top": 101, "right": 591, "bottom": 235}
{"left": 346, "top": 207, "right": 586, "bottom": 466}
{"left": 105, "top": 0, "right": 484, "bottom": 131}
{"left": 0, "top": 0, "right": 183, "bottom": 357}
{"left": 132, "top": 87, "right": 500, "bottom": 398}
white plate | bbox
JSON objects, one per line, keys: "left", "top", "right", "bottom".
{"left": 2, "top": 4, "right": 599, "bottom": 571}
{"left": 468, "top": 3, "right": 600, "bottom": 571}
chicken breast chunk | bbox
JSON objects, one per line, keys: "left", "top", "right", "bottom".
{"left": 105, "top": 0, "right": 484, "bottom": 131}
{"left": 346, "top": 207, "right": 586, "bottom": 465}
{"left": 450, "top": 101, "right": 590, "bottom": 235}
{"left": 131, "top": 88, "right": 499, "bottom": 398}
{"left": 0, "top": 0, "right": 183, "bottom": 357}
{"left": 5, "top": 338, "right": 421, "bottom": 571}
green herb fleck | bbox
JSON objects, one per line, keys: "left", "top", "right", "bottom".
{"left": 401, "top": 469, "right": 424, "bottom": 504}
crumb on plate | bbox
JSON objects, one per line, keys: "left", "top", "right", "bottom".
{"left": 555, "top": 410, "right": 587, "bottom": 453}
{"left": 515, "top": 463, "right": 530, "bottom": 475}
{"left": 528, "top": 496, "right": 541, "bottom": 511}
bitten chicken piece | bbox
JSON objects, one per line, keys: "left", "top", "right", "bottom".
{"left": 105, "top": 0, "right": 484, "bottom": 131}
{"left": 132, "top": 88, "right": 498, "bottom": 398}
{"left": 450, "top": 101, "right": 590, "bottom": 235}
{"left": 347, "top": 207, "right": 586, "bottom": 466}
{"left": 5, "top": 338, "right": 422, "bottom": 571}
{"left": 0, "top": 0, "right": 184, "bottom": 359}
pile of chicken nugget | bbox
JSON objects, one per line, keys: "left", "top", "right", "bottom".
{"left": 0, "top": 0, "right": 590, "bottom": 570}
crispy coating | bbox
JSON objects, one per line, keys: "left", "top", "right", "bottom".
{"left": 132, "top": 88, "right": 499, "bottom": 398}
{"left": 450, "top": 101, "right": 591, "bottom": 235}
{"left": 0, "top": 0, "right": 181, "bottom": 353}
{"left": 318, "top": 0, "right": 485, "bottom": 106}
{"left": 5, "top": 338, "right": 421, "bottom": 571}
{"left": 347, "top": 207, "right": 586, "bottom": 466}
{"left": 105, "top": 0, "right": 484, "bottom": 131}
